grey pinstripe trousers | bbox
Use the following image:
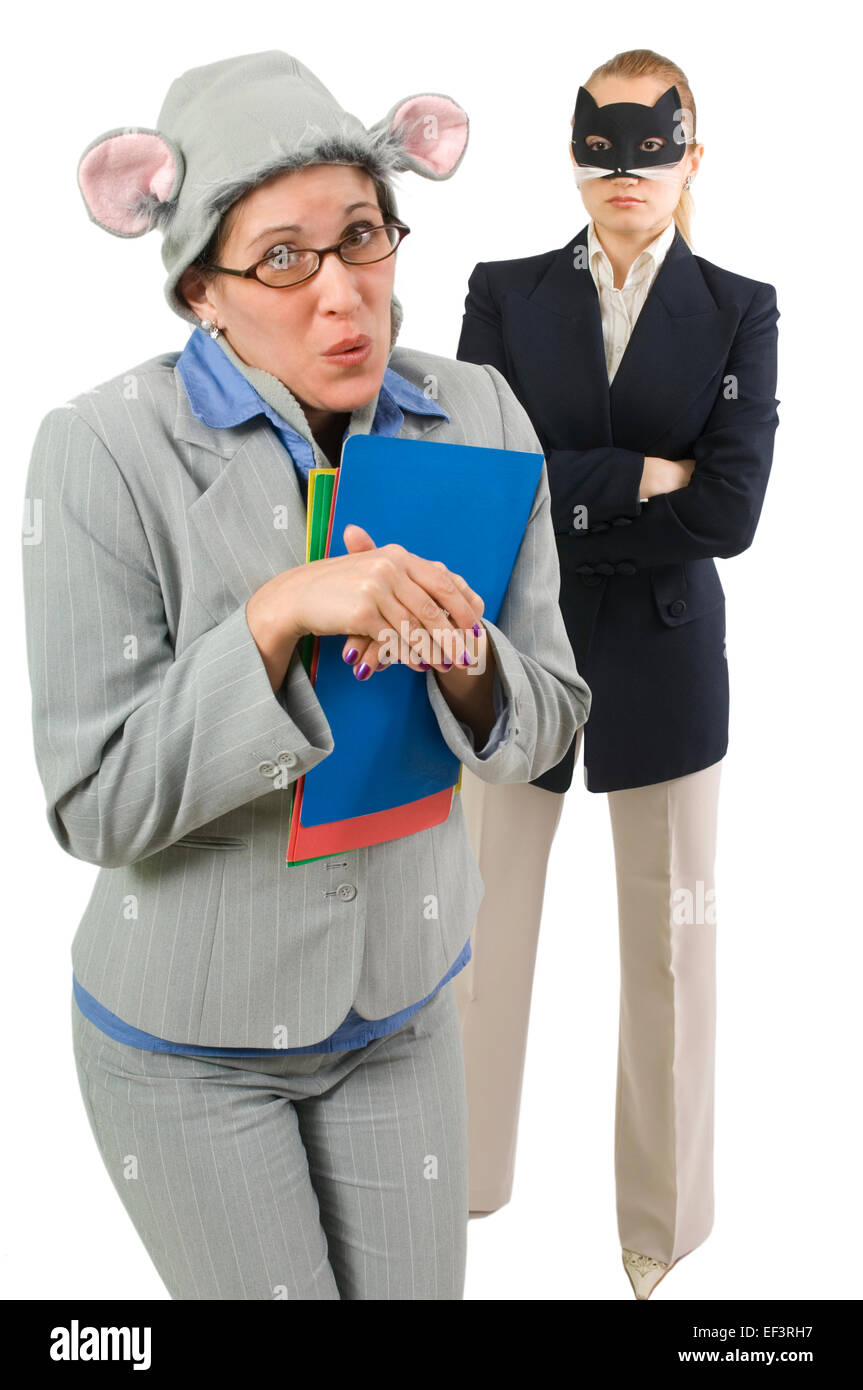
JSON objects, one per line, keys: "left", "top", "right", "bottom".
{"left": 71, "top": 979, "right": 469, "bottom": 1299}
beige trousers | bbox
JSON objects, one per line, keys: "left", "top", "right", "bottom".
{"left": 453, "top": 732, "right": 722, "bottom": 1266}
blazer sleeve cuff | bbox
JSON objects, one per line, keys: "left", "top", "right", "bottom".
{"left": 547, "top": 446, "right": 646, "bottom": 532}
{"left": 424, "top": 619, "right": 529, "bottom": 781}
{"left": 234, "top": 604, "right": 336, "bottom": 778}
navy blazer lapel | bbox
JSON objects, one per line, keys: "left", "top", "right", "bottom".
{"left": 501, "top": 222, "right": 740, "bottom": 454}
{"left": 502, "top": 229, "right": 610, "bottom": 448}
{"left": 608, "top": 227, "right": 740, "bottom": 451}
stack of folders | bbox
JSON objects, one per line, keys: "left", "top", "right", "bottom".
{"left": 286, "top": 433, "right": 544, "bottom": 865}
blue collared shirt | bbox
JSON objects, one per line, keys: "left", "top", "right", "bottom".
{"left": 178, "top": 323, "right": 448, "bottom": 493}
{"left": 72, "top": 327, "right": 504, "bottom": 1056}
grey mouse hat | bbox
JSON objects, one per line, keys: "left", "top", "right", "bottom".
{"left": 76, "top": 50, "right": 469, "bottom": 337}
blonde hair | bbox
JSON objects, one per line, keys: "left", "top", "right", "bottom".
{"left": 580, "top": 48, "right": 698, "bottom": 248}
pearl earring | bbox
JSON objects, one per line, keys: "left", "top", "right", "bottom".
{"left": 683, "top": 175, "right": 693, "bottom": 191}
{"left": 199, "top": 319, "right": 221, "bottom": 339}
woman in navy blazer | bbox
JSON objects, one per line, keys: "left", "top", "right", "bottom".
{"left": 453, "top": 48, "right": 780, "bottom": 1298}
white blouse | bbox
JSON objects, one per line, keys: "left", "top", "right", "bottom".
{"left": 587, "top": 215, "right": 676, "bottom": 383}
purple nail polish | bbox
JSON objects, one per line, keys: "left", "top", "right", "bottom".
{"left": 461, "top": 651, "right": 471, "bottom": 665}
{"left": 344, "top": 648, "right": 358, "bottom": 664}
{"left": 472, "top": 622, "right": 481, "bottom": 637}
{"left": 442, "top": 660, "right": 453, "bottom": 669}
{"left": 355, "top": 662, "right": 371, "bottom": 680}
{"left": 418, "top": 660, "right": 430, "bottom": 670}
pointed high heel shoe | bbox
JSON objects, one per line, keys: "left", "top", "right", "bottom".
{"left": 621, "top": 1247, "right": 680, "bottom": 1300}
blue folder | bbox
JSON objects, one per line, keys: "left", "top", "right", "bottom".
{"left": 300, "top": 433, "right": 544, "bottom": 826}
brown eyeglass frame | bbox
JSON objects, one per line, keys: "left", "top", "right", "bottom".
{"left": 201, "top": 220, "right": 411, "bottom": 288}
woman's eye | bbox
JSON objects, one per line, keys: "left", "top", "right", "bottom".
{"left": 341, "top": 222, "right": 375, "bottom": 246}
{"left": 586, "top": 137, "right": 612, "bottom": 151}
{"left": 640, "top": 137, "right": 667, "bottom": 152}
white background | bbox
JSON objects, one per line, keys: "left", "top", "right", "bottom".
{"left": 4, "top": 0, "right": 860, "bottom": 1302}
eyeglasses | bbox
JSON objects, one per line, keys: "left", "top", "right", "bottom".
{"left": 202, "top": 221, "right": 411, "bottom": 289}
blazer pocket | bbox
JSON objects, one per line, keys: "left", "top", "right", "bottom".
{"left": 650, "top": 560, "right": 725, "bottom": 627}
{"left": 193, "top": 855, "right": 229, "bottom": 1038}
{"left": 173, "top": 834, "right": 249, "bottom": 849}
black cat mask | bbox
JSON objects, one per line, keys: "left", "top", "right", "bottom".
{"left": 570, "top": 84, "right": 692, "bottom": 185}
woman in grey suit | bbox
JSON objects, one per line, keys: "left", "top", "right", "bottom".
{"left": 21, "top": 51, "right": 589, "bottom": 1300}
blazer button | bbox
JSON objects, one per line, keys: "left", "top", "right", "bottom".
{"left": 582, "top": 575, "right": 603, "bottom": 587}
{"left": 258, "top": 760, "right": 277, "bottom": 777}
{"left": 617, "top": 561, "right": 637, "bottom": 575}
{"left": 336, "top": 883, "right": 357, "bottom": 901}
{"left": 276, "top": 750, "right": 297, "bottom": 768}
{"left": 668, "top": 599, "right": 687, "bottom": 616}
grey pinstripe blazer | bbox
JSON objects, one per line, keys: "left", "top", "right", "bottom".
{"left": 22, "top": 345, "right": 590, "bottom": 1047}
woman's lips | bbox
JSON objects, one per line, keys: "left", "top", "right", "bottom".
{"left": 608, "top": 197, "right": 643, "bottom": 206}
{"left": 321, "top": 334, "right": 372, "bottom": 365}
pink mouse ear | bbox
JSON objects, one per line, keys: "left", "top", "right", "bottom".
{"left": 372, "top": 95, "right": 469, "bottom": 179}
{"left": 77, "top": 126, "right": 185, "bottom": 237}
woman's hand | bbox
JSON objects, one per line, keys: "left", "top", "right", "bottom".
{"left": 640, "top": 456, "right": 696, "bottom": 499}
{"left": 333, "top": 526, "right": 499, "bottom": 745}
{"left": 247, "top": 523, "right": 487, "bottom": 686}
{"left": 335, "top": 524, "right": 485, "bottom": 680}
